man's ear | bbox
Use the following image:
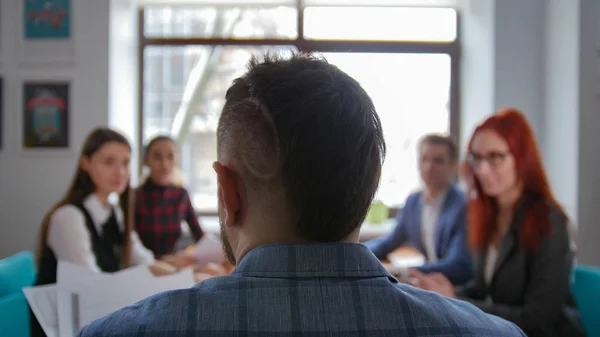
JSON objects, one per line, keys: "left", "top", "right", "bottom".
{"left": 213, "top": 161, "right": 242, "bottom": 228}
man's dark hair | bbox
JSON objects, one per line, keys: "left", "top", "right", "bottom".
{"left": 419, "top": 133, "right": 458, "bottom": 162}
{"left": 217, "top": 52, "right": 386, "bottom": 242}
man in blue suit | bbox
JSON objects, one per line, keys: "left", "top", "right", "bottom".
{"left": 366, "top": 134, "right": 473, "bottom": 285}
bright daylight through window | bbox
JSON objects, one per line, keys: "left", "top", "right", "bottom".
{"left": 141, "top": 1, "right": 457, "bottom": 213}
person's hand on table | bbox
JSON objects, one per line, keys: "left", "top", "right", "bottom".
{"left": 407, "top": 269, "right": 456, "bottom": 299}
{"left": 161, "top": 251, "right": 198, "bottom": 270}
{"left": 148, "top": 261, "right": 178, "bottom": 276}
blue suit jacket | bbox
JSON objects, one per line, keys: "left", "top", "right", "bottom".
{"left": 365, "top": 184, "right": 473, "bottom": 284}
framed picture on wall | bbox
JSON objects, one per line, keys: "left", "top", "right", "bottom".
{"left": 24, "top": 0, "right": 71, "bottom": 40}
{"left": 23, "top": 81, "right": 69, "bottom": 149}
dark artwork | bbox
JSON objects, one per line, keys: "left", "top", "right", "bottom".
{"left": 23, "top": 82, "right": 69, "bottom": 148}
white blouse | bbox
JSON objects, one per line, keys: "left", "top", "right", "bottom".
{"left": 46, "top": 194, "right": 155, "bottom": 272}
{"left": 420, "top": 188, "right": 448, "bottom": 262}
{"left": 484, "top": 245, "right": 498, "bottom": 286}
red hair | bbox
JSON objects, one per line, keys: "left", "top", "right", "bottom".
{"left": 462, "top": 108, "right": 562, "bottom": 253}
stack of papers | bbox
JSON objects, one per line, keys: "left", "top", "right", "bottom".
{"left": 23, "top": 262, "right": 195, "bottom": 337}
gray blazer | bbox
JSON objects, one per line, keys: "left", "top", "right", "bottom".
{"left": 457, "top": 197, "right": 585, "bottom": 337}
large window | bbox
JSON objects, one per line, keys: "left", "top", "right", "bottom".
{"left": 140, "top": 1, "right": 459, "bottom": 213}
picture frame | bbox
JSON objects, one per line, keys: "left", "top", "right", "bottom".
{"left": 24, "top": 0, "right": 71, "bottom": 40}
{"left": 19, "top": 0, "right": 74, "bottom": 65}
{"left": 22, "top": 81, "right": 70, "bottom": 149}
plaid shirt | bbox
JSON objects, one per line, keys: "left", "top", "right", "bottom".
{"left": 78, "top": 243, "right": 525, "bottom": 337}
{"left": 135, "top": 179, "right": 203, "bottom": 258}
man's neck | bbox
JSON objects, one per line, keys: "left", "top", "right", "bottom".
{"left": 233, "top": 227, "right": 361, "bottom": 265}
{"left": 423, "top": 184, "right": 449, "bottom": 203}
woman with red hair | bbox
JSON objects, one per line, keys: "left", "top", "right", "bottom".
{"left": 410, "top": 109, "right": 584, "bottom": 337}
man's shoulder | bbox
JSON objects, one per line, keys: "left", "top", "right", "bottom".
{"left": 78, "top": 276, "right": 524, "bottom": 337}
{"left": 394, "top": 284, "right": 525, "bottom": 336}
{"left": 448, "top": 184, "right": 467, "bottom": 204}
{"left": 404, "top": 191, "right": 422, "bottom": 207}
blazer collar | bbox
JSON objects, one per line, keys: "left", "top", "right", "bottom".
{"left": 490, "top": 197, "right": 531, "bottom": 284}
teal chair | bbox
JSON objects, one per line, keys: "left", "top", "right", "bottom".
{"left": 0, "top": 251, "right": 37, "bottom": 337}
{"left": 573, "top": 264, "right": 600, "bottom": 337}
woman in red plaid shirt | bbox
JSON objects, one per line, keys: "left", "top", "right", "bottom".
{"left": 135, "top": 136, "right": 205, "bottom": 259}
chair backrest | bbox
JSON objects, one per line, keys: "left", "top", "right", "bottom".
{"left": 573, "top": 264, "right": 600, "bottom": 337}
{"left": 0, "top": 251, "right": 36, "bottom": 298}
{"left": 0, "top": 292, "right": 31, "bottom": 337}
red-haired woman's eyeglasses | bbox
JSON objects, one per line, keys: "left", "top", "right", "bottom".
{"left": 467, "top": 151, "right": 511, "bottom": 168}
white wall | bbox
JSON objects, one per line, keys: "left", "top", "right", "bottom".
{"left": 459, "top": 0, "right": 494, "bottom": 148}
{"left": 109, "top": 0, "right": 140, "bottom": 184}
{"left": 576, "top": 0, "right": 600, "bottom": 266}
{"left": 0, "top": 0, "right": 136, "bottom": 259}
{"left": 460, "top": 0, "right": 545, "bottom": 149}
{"left": 493, "top": 0, "right": 545, "bottom": 138}
{"left": 543, "top": 0, "right": 580, "bottom": 225}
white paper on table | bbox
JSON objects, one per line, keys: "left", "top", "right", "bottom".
{"left": 23, "top": 284, "right": 58, "bottom": 337}
{"left": 55, "top": 262, "right": 153, "bottom": 337}
{"left": 388, "top": 255, "right": 425, "bottom": 269}
{"left": 55, "top": 262, "right": 116, "bottom": 337}
{"left": 193, "top": 233, "right": 226, "bottom": 268}
{"left": 77, "top": 268, "right": 195, "bottom": 329}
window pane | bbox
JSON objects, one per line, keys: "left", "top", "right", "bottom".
{"left": 168, "top": 49, "right": 186, "bottom": 88}
{"left": 144, "top": 49, "right": 163, "bottom": 93}
{"left": 304, "top": 7, "right": 456, "bottom": 41}
{"left": 143, "top": 95, "right": 166, "bottom": 141}
{"left": 321, "top": 52, "right": 451, "bottom": 207}
{"left": 143, "top": 45, "right": 294, "bottom": 211}
{"left": 144, "top": 6, "right": 297, "bottom": 39}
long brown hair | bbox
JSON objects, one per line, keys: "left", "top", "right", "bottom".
{"left": 36, "top": 128, "right": 134, "bottom": 267}
{"left": 462, "top": 108, "right": 563, "bottom": 253}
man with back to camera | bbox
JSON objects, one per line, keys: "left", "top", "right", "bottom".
{"left": 77, "top": 53, "right": 525, "bottom": 336}
{"left": 365, "top": 134, "right": 473, "bottom": 285}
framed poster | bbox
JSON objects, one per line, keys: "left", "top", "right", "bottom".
{"left": 24, "top": 0, "right": 71, "bottom": 39}
{"left": 23, "top": 82, "right": 69, "bottom": 149}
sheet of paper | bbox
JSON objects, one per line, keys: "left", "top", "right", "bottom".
{"left": 23, "top": 284, "right": 58, "bottom": 337}
{"left": 193, "top": 233, "right": 226, "bottom": 267}
{"left": 58, "top": 263, "right": 155, "bottom": 335}
{"left": 26, "top": 262, "right": 193, "bottom": 336}
{"left": 56, "top": 262, "right": 113, "bottom": 337}
{"left": 77, "top": 268, "right": 195, "bottom": 329}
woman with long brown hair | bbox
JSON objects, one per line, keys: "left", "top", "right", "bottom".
{"left": 31, "top": 128, "right": 157, "bottom": 337}
{"left": 410, "top": 109, "right": 584, "bottom": 337}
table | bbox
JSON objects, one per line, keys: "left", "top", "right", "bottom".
{"left": 184, "top": 216, "right": 396, "bottom": 241}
